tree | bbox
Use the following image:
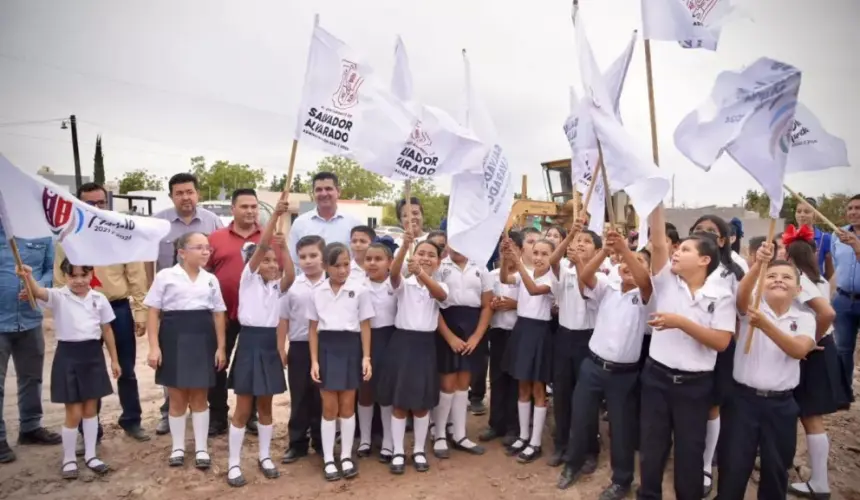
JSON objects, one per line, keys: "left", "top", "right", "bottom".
{"left": 117, "top": 169, "right": 163, "bottom": 194}
{"left": 190, "top": 156, "right": 267, "bottom": 201}
{"left": 291, "top": 173, "right": 308, "bottom": 194}
{"left": 308, "top": 156, "right": 393, "bottom": 202}
{"left": 744, "top": 189, "right": 849, "bottom": 228}
{"left": 268, "top": 174, "right": 285, "bottom": 192}
{"left": 93, "top": 135, "right": 105, "bottom": 185}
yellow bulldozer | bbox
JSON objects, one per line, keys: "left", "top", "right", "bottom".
{"left": 505, "top": 158, "right": 638, "bottom": 234}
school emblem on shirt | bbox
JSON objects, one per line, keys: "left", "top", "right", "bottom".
{"left": 708, "top": 302, "right": 715, "bottom": 313}
{"left": 475, "top": 270, "right": 480, "bottom": 278}
{"left": 441, "top": 268, "right": 451, "bottom": 281}
{"left": 348, "top": 290, "right": 355, "bottom": 298}
{"left": 790, "top": 321, "right": 798, "bottom": 332}
{"left": 632, "top": 296, "right": 639, "bottom": 305}
{"left": 720, "top": 269, "right": 731, "bottom": 278}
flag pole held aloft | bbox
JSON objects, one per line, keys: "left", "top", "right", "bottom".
{"left": 744, "top": 218, "right": 777, "bottom": 354}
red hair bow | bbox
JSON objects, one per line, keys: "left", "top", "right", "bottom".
{"left": 90, "top": 273, "right": 102, "bottom": 289}
{"left": 782, "top": 224, "right": 814, "bottom": 246}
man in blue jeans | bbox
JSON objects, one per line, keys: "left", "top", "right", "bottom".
{"left": 0, "top": 219, "right": 62, "bottom": 463}
{"left": 833, "top": 194, "right": 860, "bottom": 403}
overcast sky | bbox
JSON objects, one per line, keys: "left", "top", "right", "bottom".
{"left": 0, "top": 0, "right": 857, "bottom": 207}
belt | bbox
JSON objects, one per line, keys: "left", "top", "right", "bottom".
{"left": 735, "top": 382, "right": 793, "bottom": 399}
{"left": 647, "top": 358, "right": 712, "bottom": 384}
{"left": 837, "top": 288, "right": 860, "bottom": 300}
{"left": 589, "top": 351, "right": 639, "bottom": 373}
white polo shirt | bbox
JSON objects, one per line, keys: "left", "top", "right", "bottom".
{"left": 279, "top": 274, "right": 325, "bottom": 341}
{"left": 238, "top": 264, "right": 286, "bottom": 328}
{"left": 366, "top": 278, "right": 397, "bottom": 328}
{"left": 553, "top": 264, "right": 600, "bottom": 331}
{"left": 39, "top": 287, "right": 115, "bottom": 342}
{"left": 437, "top": 257, "right": 493, "bottom": 308}
{"left": 144, "top": 265, "right": 227, "bottom": 312}
{"left": 733, "top": 301, "right": 815, "bottom": 391}
{"left": 648, "top": 264, "right": 737, "bottom": 372}
{"left": 797, "top": 273, "right": 832, "bottom": 336}
{"left": 489, "top": 269, "right": 518, "bottom": 331}
{"left": 307, "top": 279, "right": 374, "bottom": 332}
{"left": 393, "top": 275, "right": 450, "bottom": 331}
{"left": 348, "top": 260, "right": 366, "bottom": 283}
{"left": 514, "top": 270, "right": 557, "bottom": 321}
{"left": 587, "top": 280, "right": 653, "bottom": 364}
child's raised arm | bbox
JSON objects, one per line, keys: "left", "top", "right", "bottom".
{"left": 249, "top": 194, "right": 288, "bottom": 274}
{"left": 648, "top": 204, "right": 668, "bottom": 276}
{"left": 390, "top": 232, "right": 413, "bottom": 289}
{"left": 15, "top": 265, "right": 49, "bottom": 302}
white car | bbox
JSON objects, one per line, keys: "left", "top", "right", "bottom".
{"left": 199, "top": 200, "right": 275, "bottom": 227}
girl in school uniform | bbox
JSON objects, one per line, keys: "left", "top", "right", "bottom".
{"left": 225, "top": 199, "right": 295, "bottom": 487}
{"left": 782, "top": 227, "right": 845, "bottom": 499}
{"left": 18, "top": 260, "right": 119, "bottom": 479}
{"left": 500, "top": 235, "right": 557, "bottom": 464}
{"left": 546, "top": 221, "right": 604, "bottom": 469}
{"left": 279, "top": 236, "right": 326, "bottom": 464}
{"left": 557, "top": 231, "right": 653, "bottom": 500}
{"left": 356, "top": 239, "right": 399, "bottom": 462}
{"left": 717, "top": 249, "right": 817, "bottom": 499}
{"left": 145, "top": 232, "right": 227, "bottom": 470}
{"left": 309, "top": 243, "right": 374, "bottom": 482}
{"left": 432, "top": 246, "right": 493, "bottom": 458}
{"left": 376, "top": 232, "right": 448, "bottom": 475}
{"left": 689, "top": 214, "right": 745, "bottom": 495}
{"left": 544, "top": 225, "right": 567, "bottom": 250}
{"left": 349, "top": 226, "right": 376, "bottom": 282}
{"left": 639, "top": 205, "right": 736, "bottom": 500}
{"left": 795, "top": 198, "right": 834, "bottom": 278}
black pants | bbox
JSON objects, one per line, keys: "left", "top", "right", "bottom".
{"left": 487, "top": 328, "right": 517, "bottom": 435}
{"left": 287, "top": 341, "right": 322, "bottom": 452}
{"left": 638, "top": 359, "right": 713, "bottom": 500}
{"left": 565, "top": 356, "right": 638, "bottom": 487}
{"left": 553, "top": 327, "right": 597, "bottom": 454}
{"left": 208, "top": 319, "right": 256, "bottom": 426}
{"left": 469, "top": 336, "right": 489, "bottom": 403}
{"left": 716, "top": 384, "right": 797, "bottom": 500}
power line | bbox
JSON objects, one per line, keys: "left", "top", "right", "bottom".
{"left": 0, "top": 117, "right": 67, "bottom": 128}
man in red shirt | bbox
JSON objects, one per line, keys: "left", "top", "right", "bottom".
{"left": 206, "top": 188, "right": 284, "bottom": 436}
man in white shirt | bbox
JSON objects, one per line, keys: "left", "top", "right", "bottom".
{"left": 287, "top": 172, "right": 362, "bottom": 267}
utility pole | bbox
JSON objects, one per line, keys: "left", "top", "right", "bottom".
{"left": 70, "top": 115, "right": 82, "bottom": 191}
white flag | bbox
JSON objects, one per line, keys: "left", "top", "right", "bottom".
{"left": 0, "top": 155, "right": 170, "bottom": 265}
{"left": 293, "top": 23, "right": 416, "bottom": 172}
{"left": 674, "top": 58, "right": 801, "bottom": 218}
{"left": 786, "top": 103, "right": 850, "bottom": 173}
{"left": 446, "top": 50, "right": 514, "bottom": 265}
{"left": 387, "top": 36, "right": 484, "bottom": 180}
{"left": 575, "top": 13, "right": 670, "bottom": 246}
{"left": 642, "top": 0, "right": 731, "bottom": 50}
{"left": 564, "top": 29, "right": 637, "bottom": 233}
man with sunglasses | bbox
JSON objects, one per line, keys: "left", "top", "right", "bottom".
{"left": 53, "top": 182, "right": 151, "bottom": 448}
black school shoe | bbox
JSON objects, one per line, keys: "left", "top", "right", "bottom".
{"left": 547, "top": 449, "right": 565, "bottom": 467}
{"left": 281, "top": 448, "right": 309, "bottom": 464}
{"left": 598, "top": 483, "right": 630, "bottom": 500}
{"left": 18, "top": 427, "right": 61, "bottom": 445}
{"left": 0, "top": 441, "right": 16, "bottom": 463}
{"left": 557, "top": 465, "right": 584, "bottom": 490}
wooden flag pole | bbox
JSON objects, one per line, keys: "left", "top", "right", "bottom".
{"left": 277, "top": 139, "right": 300, "bottom": 234}
{"left": 744, "top": 218, "right": 778, "bottom": 354}
{"left": 782, "top": 184, "right": 841, "bottom": 232}
{"left": 581, "top": 153, "right": 604, "bottom": 218}
{"left": 643, "top": 39, "right": 660, "bottom": 167}
{"left": 597, "top": 141, "right": 616, "bottom": 229}
{"left": 9, "top": 239, "right": 37, "bottom": 309}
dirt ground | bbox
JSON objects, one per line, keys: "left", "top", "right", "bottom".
{"left": 1, "top": 318, "right": 858, "bottom": 500}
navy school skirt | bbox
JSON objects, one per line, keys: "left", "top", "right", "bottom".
{"left": 711, "top": 337, "right": 736, "bottom": 407}
{"left": 376, "top": 329, "right": 440, "bottom": 411}
{"left": 438, "top": 305, "right": 482, "bottom": 374}
{"left": 157, "top": 310, "right": 216, "bottom": 389}
{"left": 228, "top": 325, "right": 287, "bottom": 396}
{"left": 369, "top": 325, "right": 396, "bottom": 394}
{"left": 318, "top": 330, "right": 362, "bottom": 392}
{"left": 795, "top": 335, "right": 851, "bottom": 417}
{"left": 502, "top": 316, "right": 553, "bottom": 383}
{"left": 51, "top": 340, "right": 113, "bottom": 404}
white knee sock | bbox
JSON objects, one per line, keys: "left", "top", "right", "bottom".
{"left": 391, "top": 416, "right": 407, "bottom": 457}
{"left": 168, "top": 414, "right": 187, "bottom": 457}
{"left": 357, "top": 405, "right": 374, "bottom": 447}
{"left": 321, "top": 418, "right": 337, "bottom": 463}
{"left": 257, "top": 423, "right": 273, "bottom": 464}
{"left": 228, "top": 424, "right": 245, "bottom": 479}
{"left": 703, "top": 416, "right": 720, "bottom": 486}
{"left": 433, "top": 392, "right": 454, "bottom": 448}
{"left": 191, "top": 410, "right": 210, "bottom": 456}
{"left": 413, "top": 414, "right": 429, "bottom": 454}
{"left": 517, "top": 401, "right": 532, "bottom": 441}
{"left": 61, "top": 427, "right": 77, "bottom": 470}
{"left": 339, "top": 415, "right": 356, "bottom": 460}
{"left": 380, "top": 405, "right": 393, "bottom": 453}
{"left": 807, "top": 433, "right": 830, "bottom": 492}
{"left": 529, "top": 406, "right": 547, "bottom": 447}
{"left": 81, "top": 417, "right": 100, "bottom": 463}
{"left": 452, "top": 391, "right": 474, "bottom": 445}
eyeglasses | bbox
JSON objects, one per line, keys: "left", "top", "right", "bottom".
{"left": 84, "top": 200, "right": 107, "bottom": 208}
{"left": 184, "top": 245, "right": 212, "bottom": 252}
